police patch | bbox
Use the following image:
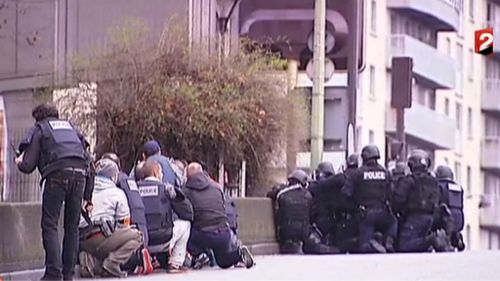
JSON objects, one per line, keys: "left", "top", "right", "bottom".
{"left": 139, "top": 185, "right": 159, "bottom": 197}
{"left": 127, "top": 180, "right": 139, "bottom": 191}
{"left": 48, "top": 120, "right": 73, "bottom": 130}
{"left": 448, "top": 183, "right": 463, "bottom": 192}
{"left": 363, "top": 171, "right": 386, "bottom": 180}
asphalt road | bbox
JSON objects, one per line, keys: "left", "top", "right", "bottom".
{"left": 123, "top": 251, "right": 499, "bottom": 281}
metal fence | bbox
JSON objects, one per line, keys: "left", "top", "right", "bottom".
{"left": 1, "top": 127, "right": 41, "bottom": 202}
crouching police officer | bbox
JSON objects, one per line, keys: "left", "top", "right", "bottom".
{"left": 137, "top": 160, "right": 191, "bottom": 273}
{"left": 435, "top": 165, "right": 466, "bottom": 251}
{"left": 78, "top": 159, "right": 144, "bottom": 278}
{"left": 395, "top": 150, "right": 444, "bottom": 252}
{"left": 343, "top": 145, "right": 398, "bottom": 253}
{"left": 308, "top": 162, "right": 336, "bottom": 244}
{"left": 15, "top": 104, "right": 93, "bottom": 281}
{"left": 268, "top": 170, "right": 312, "bottom": 254}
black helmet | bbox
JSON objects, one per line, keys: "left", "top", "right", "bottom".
{"left": 346, "top": 154, "right": 359, "bottom": 168}
{"left": 361, "top": 145, "right": 380, "bottom": 161}
{"left": 407, "top": 149, "right": 430, "bottom": 172}
{"left": 392, "top": 161, "right": 407, "bottom": 176}
{"left": 435, "top": 165, "right": 454, "bottom": 181}
{"left": 102, "top": 152, "right": 121, "bottom": 169}
{"left": 288, "top": 169, "right": 309, "bottom": 186}
{"left": 316, "top": 161, "right": 335, "bottom": 178}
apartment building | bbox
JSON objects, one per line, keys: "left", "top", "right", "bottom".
{"left": 479, "top": 0, "right": 500, "bottom": 250}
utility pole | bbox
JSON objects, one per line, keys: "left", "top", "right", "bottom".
{"left": 310, "top": 0, "right": 326, "bottom": 171}
{"left": 347, "top": 0, "right": 361, "bottom": 153}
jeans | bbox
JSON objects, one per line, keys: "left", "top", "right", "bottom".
{"left": 187, "top": 227, "right": 241, "bottom": 269}
{"left": 41, "top": 170, "right": 85, "bottom": 280}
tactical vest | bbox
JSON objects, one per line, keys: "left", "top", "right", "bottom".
{"left": 447, "top": 182, "right": 464, "bottom": 210}
{"left": 355, "top": 168, "right": 389, "bottom": 208}
{"left": 276, "top": 184, "right": 311, "bottom": 240}
{"left": 408, "top": 172, "right": 440, "bottom": 214}
{"left": 137, "top": 180, "right": 173, "bottom": 246}
{"left": 118, "top": 179, "right": 149, "bottom": 246}
{"left": 36, "top": 119, "right": 87, "bottom": 177}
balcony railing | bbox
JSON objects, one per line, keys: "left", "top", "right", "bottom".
{"left": 482, "top": 79, "right": 500, "bottom": 113}
{"left": 481, "top": 137, "right": 500, "bottom": 172}
{"left": 480, "top": 194, "right": 500, "bottom": 228}
{"left": 387, "top": 0, "right": 461, "bottom": 31}
{"left": 390, "top": 34, "right": 456, "bottom": 89}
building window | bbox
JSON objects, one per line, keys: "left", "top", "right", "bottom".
{"left": 466, "top": 166, "right": 471, "bottom": 193}
{"left": 444, "top": 157, "right": 449, "bottom": 165}
{"left": 456, "top": 43, "right": 464, "bottom": 94}
{"left": 445, "top": 37, "right": 452, "bottom": 56}
{"left": 455, "top": 161, "right": 462, "bottom": 184}
{"left": 456, "top": 103, "right": 462, "bottom": 131}
{"left": 369, "top": 65, "right": 376, "bottom": 98}
{"left": 444, "top": 98, "right": 450, "bottom": 116}
{"left": 370, "top": 0, "right": 377, "bottom": 33}
{"left": 468, "top": 48, "right": 474, "bottom": 80}
{"left": 469, "top": 0, "right": 474, "bottom": 20}
{"left": 369, "top": 130, "right": 375, "bottom": 144}
{"left": 467, "top": 107, "right": 473, "bottom": 138}
{"left": 428, "top": 91, "right": 436, "bottom": 110}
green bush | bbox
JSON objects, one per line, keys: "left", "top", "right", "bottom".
{"left": 57, "top": 20, "right": 308, "bottom": 193}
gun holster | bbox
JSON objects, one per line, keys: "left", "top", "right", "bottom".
{"left": 96, "top": 219, "right": 115, "bottom": 237}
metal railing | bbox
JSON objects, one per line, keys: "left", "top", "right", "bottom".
{"left": 1, "top": 127, "right": 41, "bottom": 202}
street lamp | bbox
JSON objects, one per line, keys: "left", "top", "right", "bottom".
{"left": 216, "top": 0, "right": 240, "bottom": 189}
{"left": 216, "top": 0, "right": 240, "bottom": 34}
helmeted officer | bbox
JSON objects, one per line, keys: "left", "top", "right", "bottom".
{"left": 15, "top": 103, "right": 92, "bottom": 280}
{"left": 331, "top": 154, "right": 360, "bottom": 253}
{"left": 343, "top": 145, "right": 397, "bottom": 253}
{"left": 435, "top": 165, "right": 465, "bottom": 251}
{"left": 395, "top": 150, "right": 442, "bottom": 252}
{"left": 267, "top": 169, "right": 312, "bottom": 254}
{"left": 308, "top": 162, "right": 336, "bottom": 243}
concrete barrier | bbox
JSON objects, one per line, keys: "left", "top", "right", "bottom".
{"left": 233, "top": 198, "right": 279, "bottom": 255}
{"left": 0, "top": 203, "right": 44, "bottom": 273}
{"left": 0, "top": 197, "right": 279, "bottom": 273}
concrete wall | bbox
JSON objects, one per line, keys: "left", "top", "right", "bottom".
{"left": 0, "top": 197, "right": 278, "bottom": 273}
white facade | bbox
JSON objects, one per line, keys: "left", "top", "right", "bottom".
{"left": 357, "top": 0, "right": 489, "bottom": 249}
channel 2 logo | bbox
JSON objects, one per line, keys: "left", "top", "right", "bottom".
{"left": 475, "top": 28, "right": 494, "bottom": 55}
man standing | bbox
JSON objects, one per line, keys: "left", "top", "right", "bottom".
{"left": 15, "top": 104, "right": 93, "bottom": 280}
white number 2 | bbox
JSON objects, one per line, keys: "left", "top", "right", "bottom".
{"left": 479, "top": 32, "right": 494, "bottom": 51}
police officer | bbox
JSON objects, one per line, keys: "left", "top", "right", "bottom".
{"left": 395, "top": 150, "right": 442, "bottom": 252}
{"left": 343, "top": 145, "right": 397, "bottom": 253}
{"left": 267, "top": 169, "right": 312, "bottom": 254}
{"left": 136, "top": 160, "right": 188, "bottom": 272}
{"left": 15, "top": 104, "right": 92, "bottom": 281}
{"left": 308, "top": 162, "right": 336, "bottom": 243}
{"left": 435, "top": 165, "right": 466, "bottom": 251}
{"left": 332, "top": 154, "right": 360, "bottom": 253}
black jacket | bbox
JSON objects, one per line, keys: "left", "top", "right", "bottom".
{"left": 183, "top": 173, "right": 228, "bottom": 232}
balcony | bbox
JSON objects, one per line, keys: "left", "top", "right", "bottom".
{"left": 482, "top": 79, "right": 500, "bottom": 116}
{"left": 486, "top": 21, "right": 500, "bottom": 54}
{"left": 389, "top": 35, "right": 456, "bottom": 89}
{"left": 481, "top": 137, "right": 500, "bottom": 174}
{"left": 480, "top": 195, "right": 500, "bottom": 229}
{"left": 386, "top": 103, "right": 456, "bottom": 150}
{"left": 387, "top": 0, "right": 461, "bottom": 32}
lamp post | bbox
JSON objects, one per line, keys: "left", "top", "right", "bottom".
{"left": 216, "top": 0, "right": 240, "bottom": 190}
{"left": 216, "top": 0, "right": 240, "bottom": 59}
